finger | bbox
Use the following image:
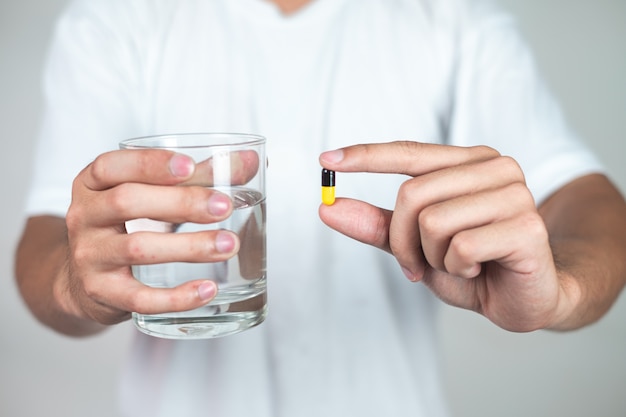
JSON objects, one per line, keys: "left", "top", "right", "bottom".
{"left": 319, "top": 198, "right": 393, "bottom": 252}
{"left": 419, "top": 182, "right": 536, "bottom": 273}
{"left": 390, "top": 156, "right": 526, "bottom": 279}
{"left": 190, "top": 150, "right": 261, "bottom": 187}
{"left": 80, "top": 150, "right": 195, "bottom": 191}
{"left": 86, "top": 272, "right": 220, "bottom": 317}
{"left": 109, "top": 229, "right": 240, "bottom": 266}
{"left": 319, "top": 141, "right": 500, "bottom": 176}
{"left": 417, "top": 212, "right": 553, "bottom": 318}
{"left": 77, "top": 184, "right": 233, "bottom": 226}
{"left": 443, "top": 211, "right": 551, "bottom": 280}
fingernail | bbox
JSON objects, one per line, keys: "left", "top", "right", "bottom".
{"left": 320, "top": 149, "right": 344, "bottom": 164}
{"left": 402, "top": 266, "right": 420, "bottom": 282}
{"left": 198, "top": 281, "right": 217, "bottom": 301}
{"left": 169, "top": 154, "right": 194, "bottom": 177}
{"left": 208, "top": 193, "right": 231, "bottom": 216}
{"left": 215, "top": 231, "right": 236, "bottom": 253}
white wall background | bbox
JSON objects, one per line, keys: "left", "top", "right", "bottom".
{"left": 1, "top": 1, "right": 624, "bottom": 416}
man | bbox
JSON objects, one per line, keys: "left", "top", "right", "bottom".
{"left": 16, "top": 0, "right": 626, "bottom": 415}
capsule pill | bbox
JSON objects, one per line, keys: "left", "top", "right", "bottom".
{"left": 321, "top": 169, "right": 336, "bottom": 205}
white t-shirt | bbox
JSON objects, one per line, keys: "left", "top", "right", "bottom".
{"left": 26, "top": 0, "right": 603, "bottom": 416}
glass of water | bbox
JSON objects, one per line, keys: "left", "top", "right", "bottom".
{"left": 120, "top": 133, "right": 267, "bottom": 339}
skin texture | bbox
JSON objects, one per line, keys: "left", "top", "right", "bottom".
{"left": 318, "top": 141, "right": 626, "bottom": 332}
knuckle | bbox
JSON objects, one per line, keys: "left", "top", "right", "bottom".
{"left": 449, "top": 232, "right": 477, "bottom": 263}
{"left": 71, "top": 175, "right": 84, "bottom": 196}
{"left": 358, "top": 208, "right": 391, "bottom": 252}
{"left": 189, "top": 186, "right": 211, "bottom": 210}
{"left": 121, "top": 233, "right": 148, "bottom": 263}
{"left": 519, "top": 211, "right": 548, "bottom": 239}
{"left": 397, "top": 140, "right": 418, "bottom": 153}
{"left": 397, "top": 178, "right": 422, "bottom": 207}
{"left": 362, "top": 143, "right": 378, "bottom": 164}
{"left": 89, "top": 155, "right": 111, "bottom": 185}
{"left": 182, "top": 234, "right": 208, "bottom": 259}
{"left": 169, "top": 186, "right": 205, "bottom": 220}
{"left": 472, "top": 145, "right": 501, "bottom": 159}
{"left": 371, "top": 212, "right": 391, "bottom": 250}
{"left": 396, "top": 141, "right": 421, "bottom": 165}
{"left": 65, "top": 204, "right": 84, "bottom": 230}
{"left": 71, "top": 241, "right": 94, "bottom": 268}
{"left": 167, "top": 289, "right": 193, "bottom": 311}
{"left": 106, "top": 183, "right": 135, "bottom": 214}
{"left": 496, "top": 155, "right": 525, "bottom": 180}
{"left": 506, "top": 182, "right": 535, "bottom": 206}
{"left": 132, "top": 287, "right": 189, "bottom": 314}
{"left": 418, "top": 205, "right": 445, "bottom": 238}
{"left": 126, "top": 290, "right": 147, "bottom": 313}
{"left": 81, "top": 278, "right": 101, "bottom": 301}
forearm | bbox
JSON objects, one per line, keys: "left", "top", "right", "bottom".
{"left": 15, "top": 216, "right": 107, "bottom": 337}
{"left": 540, "top": 174, "right": 626, "bottom": 330}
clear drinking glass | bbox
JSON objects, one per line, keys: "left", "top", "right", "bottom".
{"left": 120, "top": 133, "right": 267, "bottom": 339}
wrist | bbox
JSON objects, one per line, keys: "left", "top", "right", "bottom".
{"left": 546, "top": 269, "right": 584, "bottom": 331}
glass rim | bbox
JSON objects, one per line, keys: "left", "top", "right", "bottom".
{"left": 119, "top": 132, "right": 266, "bottom": 149}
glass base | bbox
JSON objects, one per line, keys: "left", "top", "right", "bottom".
{"left": 132, "top": 304, "right": 267, "bottom": 340}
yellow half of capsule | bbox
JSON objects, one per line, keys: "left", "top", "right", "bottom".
{"left": 322, "top": 186, "right": 335, "bottom": 205}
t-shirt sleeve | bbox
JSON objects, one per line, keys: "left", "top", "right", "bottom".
{"left": 24, "top": 0, "right": 143, "bottom": 217}
{"left": 446, "top": 6, "right": 604, "bottom": 205}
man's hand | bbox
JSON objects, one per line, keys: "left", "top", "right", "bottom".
{"left": 16, "top": 149, "right": 259, "bottom": 336}
{"left": 319, "top": 141, "right": 626, "bottom": 332}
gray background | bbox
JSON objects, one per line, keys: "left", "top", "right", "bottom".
{"left": 1, "top": 0, "right": 624, "bottom": 416}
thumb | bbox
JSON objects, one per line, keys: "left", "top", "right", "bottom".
{"left": 318, "top": 198, "right": 393, "bottom": 253}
